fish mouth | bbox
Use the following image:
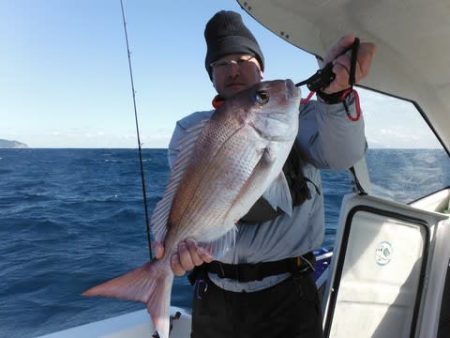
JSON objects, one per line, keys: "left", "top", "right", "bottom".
{"left": 284, "top": 79, "right": 299, "bottom": 99}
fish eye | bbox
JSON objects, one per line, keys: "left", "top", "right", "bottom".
{"left": 255, "top": 90, "right": 269, "bottom": 105}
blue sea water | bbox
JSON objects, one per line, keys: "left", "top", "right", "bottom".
{"left": 0, "top": 148, "right": 449, "bottom": 337}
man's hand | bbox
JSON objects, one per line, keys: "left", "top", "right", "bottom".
{"left": 153, "top": 239, "right": 213, "bottom": 276}
{"left": 320, "top": 33, "right": 376, "bottom": 94}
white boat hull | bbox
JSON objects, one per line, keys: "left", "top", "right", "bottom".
{"left": 37, "top": 307, "right": 192, "bottom": 338}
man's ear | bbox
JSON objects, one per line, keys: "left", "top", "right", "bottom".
{"left": 259, "top": 70, "right": 264, "bottom": 81}
{"left": 212, "top": 74, "right": 219, "bottom": 92}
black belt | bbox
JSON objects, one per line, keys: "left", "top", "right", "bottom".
{"left": 197, "top": 253, "right": 315, "bottom": 283}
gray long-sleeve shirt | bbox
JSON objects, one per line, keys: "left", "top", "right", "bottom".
{"left": 168, "top": 95, "right": 366, "bottom": 292}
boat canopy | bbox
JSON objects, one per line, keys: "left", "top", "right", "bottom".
{"left": 237, "top": 0, "right": 450, "bottom": 152}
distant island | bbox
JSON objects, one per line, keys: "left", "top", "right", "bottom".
{"left": 0, "top": 139, "right": 28, "bottom": 148}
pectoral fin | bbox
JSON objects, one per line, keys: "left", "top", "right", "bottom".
{"left": 262, "top": 172, "right": 293, "bottom": 216}
{"left": 200, "top": 225, "right": 237, "bottom": 260}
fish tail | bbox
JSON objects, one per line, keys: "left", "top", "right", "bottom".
{"left": 83, "top": 260, "right": 174, "bottom": 338}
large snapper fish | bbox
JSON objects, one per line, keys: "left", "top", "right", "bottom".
{"left": 83, "top": 79, "right": 300, "bottom": 338}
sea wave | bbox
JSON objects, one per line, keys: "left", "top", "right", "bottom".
{"left": 0, "top": 148, "right": 449, "bottom": 337}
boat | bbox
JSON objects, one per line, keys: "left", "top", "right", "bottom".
{"left": 38, "top": 0, "right": 450, "bottom": 337}
{"left": 37, "top": 249, "right": 333, "bottom": 338}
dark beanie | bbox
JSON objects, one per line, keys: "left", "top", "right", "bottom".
{"left": 204, "top": 10, "right": 265, "bottom": 79}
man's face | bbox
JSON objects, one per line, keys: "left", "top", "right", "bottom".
{"left": 211, "top": 54, "right": 263, "bottom": 99}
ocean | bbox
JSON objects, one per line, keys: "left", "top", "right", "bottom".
{"left": 0, "top": 148, "right": 449, "bottom": 337}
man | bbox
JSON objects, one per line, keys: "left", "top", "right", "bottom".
{"left": 155, "top": 10, "right": 376, "bottom": 338}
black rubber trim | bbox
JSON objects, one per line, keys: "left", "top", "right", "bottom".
{"left": 324, "top": 205, "right": 430, "bottom": 338}
{"left": 437, "top": 258, "right": 450, "bottom": 338}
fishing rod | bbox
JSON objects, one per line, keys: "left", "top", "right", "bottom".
{"left": 119, "top": 0, "right": 153, "bottom": 260}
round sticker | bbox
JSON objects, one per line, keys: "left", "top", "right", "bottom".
{"left": 375, "top": 241, "right": 393, "bottom": 266}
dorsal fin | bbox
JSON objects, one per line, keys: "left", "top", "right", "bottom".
{"left": 151, "top": 119, "right": 209, "bottom": 243}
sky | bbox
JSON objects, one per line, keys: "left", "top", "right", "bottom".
{"left": 0, "top": 0, "right": 442, "bottom": 149}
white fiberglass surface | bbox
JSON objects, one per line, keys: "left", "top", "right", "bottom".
{"left": 327, "top": 205, "right": 431, "bottom": 338}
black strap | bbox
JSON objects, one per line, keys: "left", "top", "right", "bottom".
{"left": 316, "top": 89, "right": 348, "bottom": 104}
{"left": 240, "top": 142, "right": 313, "bottom": 224}
{"left": 239, "top": 198, "right": 283, "bottom": 224}
{"left": 348, "top": 37, "right": 360, "bottom": 86}
{"left": 200, "top": 253, "right": 315, "bottom": 283}
{"left": 283, "top": 141, "right": 312, "bottom": 206}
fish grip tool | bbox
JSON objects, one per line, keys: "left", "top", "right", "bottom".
{"left": 296, "top": 61, "right": 336, "bottom": 92}
{"left": 295, "top": 37, "right": 360, "bottom": 91}
{"left": 296, "top": 37, "right": 361, "bottom": 122}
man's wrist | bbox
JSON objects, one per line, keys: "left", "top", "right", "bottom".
{"left": 316, "top": 88, "right": 352, "bottom": 104}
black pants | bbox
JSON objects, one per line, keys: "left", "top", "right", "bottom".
{"left": 191, "top": 273, "right": 324, "bottom": 338}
